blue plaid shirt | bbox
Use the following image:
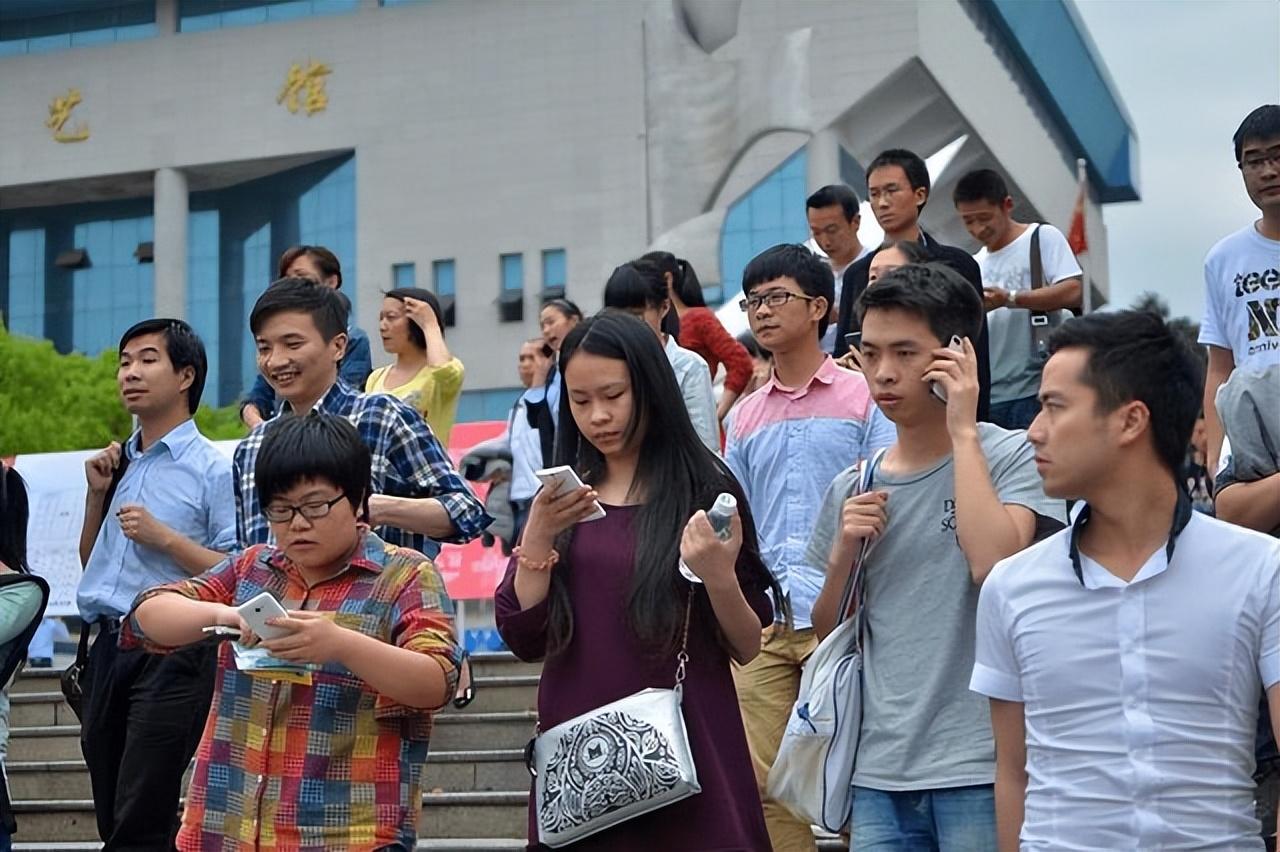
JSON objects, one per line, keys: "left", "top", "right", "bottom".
{"left": 233, "top": 380, "right": 491, "bottom": 555}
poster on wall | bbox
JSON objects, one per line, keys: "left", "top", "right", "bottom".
{"left": 8, "top": 420, "right": 512, "bottom": 617}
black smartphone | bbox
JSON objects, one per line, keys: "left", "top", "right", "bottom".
{"left": 540, "top": 343, "right": 554, "bottom": 359}
{"left": 844, "top": 331, "right": 862, "bottom": 351}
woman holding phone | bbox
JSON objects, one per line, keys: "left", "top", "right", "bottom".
{"left": 495, "top": 311, "right": 781, "bottom": 850}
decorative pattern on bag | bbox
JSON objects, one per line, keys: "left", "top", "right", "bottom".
{"left": 539, "top": 711, "right": 681, "bottom": 832}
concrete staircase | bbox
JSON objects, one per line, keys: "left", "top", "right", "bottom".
{"left": 5, "top": 653, "right": 847, "bottom": 851}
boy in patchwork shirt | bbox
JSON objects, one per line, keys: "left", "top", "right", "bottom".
{"left": 122, "top": 413, "right": 459, "bottom": 851}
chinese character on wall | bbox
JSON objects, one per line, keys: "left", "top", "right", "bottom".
{"left": 46, "top": 88, "right": 89, "bottom": 143}
{"left": 278, "top": 60, "right": 332, "bottom": 116}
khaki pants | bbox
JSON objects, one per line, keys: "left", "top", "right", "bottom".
{"left": 733, "top": 622, "right": 820, "bottom": 852}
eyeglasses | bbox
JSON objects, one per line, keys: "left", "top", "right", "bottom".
{"left": 739, "top": 291, "right": 817, "bottom": 313}
{"left": 263, "top": 494, "right": 346, "bottom": 523}
{"left": 1240, "top": 149, "right": 1280, "bottom": 174}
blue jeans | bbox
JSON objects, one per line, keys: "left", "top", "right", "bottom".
{"left": 852, "top": 784, "right": 996, "bottom": 851}
{"left": 989, "top": 394, "right": 1041, "bottom": 430}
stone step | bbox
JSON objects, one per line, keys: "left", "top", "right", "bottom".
{"left": 12, "top": 839, "right": 848, "bottom": 851}
{"left": 6, "top": 748, "right": 532, "bottom": 802}
{"left": 7, "top": 710, "right": 539, "bottom": 762}
{"left": 10, "top": 792, "right": 530, "bottom": 842}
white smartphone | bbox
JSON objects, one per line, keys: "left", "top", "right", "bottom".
{"left": 201, "top": 625, "right": 242, "bottom": 638}
{"left": 236, "top": 591, "right": 291, "bottom": 640}
{"left": 930, "top": 335, "right": 966, "bottom": 403}
{"left": 535, "top": 465, "right": 606, "bottom": 522}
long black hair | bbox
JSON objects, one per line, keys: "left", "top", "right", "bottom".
{"left": 604, "top": 262, "right": 681, "bottom": 340}
{"left": 543, "top": 311, "right": 784, "bottom": 659}
{"left": 0, "top": 467, "right": 31, "bottom": 574}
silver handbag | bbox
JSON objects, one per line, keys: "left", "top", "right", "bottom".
{"left": 527, "top": 592, "right": 700, "bottom": 847}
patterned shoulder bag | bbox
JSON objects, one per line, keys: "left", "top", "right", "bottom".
{"left": 525, "top": 589, "right": 700, "bottom": 847}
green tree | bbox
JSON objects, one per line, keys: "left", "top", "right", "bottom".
{"left": 0, "top": 327, "right": 245, "bottom": 455}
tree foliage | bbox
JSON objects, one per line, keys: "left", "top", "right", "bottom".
{"left": 0, "top": 326, "right": 245, "bottom": 455}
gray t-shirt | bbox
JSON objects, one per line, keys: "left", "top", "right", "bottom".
{"left": 806, "top": 423, "right": 1066, "bottom": 791}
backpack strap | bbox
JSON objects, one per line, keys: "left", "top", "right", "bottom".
{"left": 836, "top": 447, "right": 889, "bottom": 627}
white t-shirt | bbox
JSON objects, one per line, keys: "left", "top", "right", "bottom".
{"left": 1199, "top": 222, "right": 1280, "bottom": 366}
{"left": 975, "top": 224, "right": 1082, "bottom": 405}
{"left": 971, "top": 510, "right": 1280, "bottom": 850}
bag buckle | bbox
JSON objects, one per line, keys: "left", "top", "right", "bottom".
{"left": 1030, "top": 314, "right": 1050, "bottom": 327}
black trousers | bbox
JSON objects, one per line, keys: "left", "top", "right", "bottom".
{"left": 79, "top": 623, "right": 217, "bottom": 852}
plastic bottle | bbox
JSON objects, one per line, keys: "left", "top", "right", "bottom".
{"left": 679, "top": 493, "right": 738, "bottom": 583}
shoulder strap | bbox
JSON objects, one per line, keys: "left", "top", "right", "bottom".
{"left": 1027, "top": 225, "right": 1054, "bottom": 361}
{"left": 673, "top": 587, "right": 695, "bottom": 693}
{"left": 1029, "top": 224, "right": 1044, "bottom": 290}
{"left": 835, "top": 448, "right": 889, "bottom": 626}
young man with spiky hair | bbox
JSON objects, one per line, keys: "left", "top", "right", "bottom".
{"left": 809, "top": 263, "right": 1063, "bottom": 849}
{"left": 77, "top": 318, "right": 235, "bottom": 851}
{"left": 973, "top": 310, "right": 1280, "bottom": 850}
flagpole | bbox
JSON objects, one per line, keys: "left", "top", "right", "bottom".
{"left": 1076, "top": 158, "right": 1091, "bottom": 315}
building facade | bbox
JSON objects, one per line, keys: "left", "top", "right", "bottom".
{"left": 0, "top": 0, "right": 1137, "bottom": 416}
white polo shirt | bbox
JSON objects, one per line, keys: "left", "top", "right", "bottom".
{"left": 971, "top": 499, "right": 1280, "bottom": 851}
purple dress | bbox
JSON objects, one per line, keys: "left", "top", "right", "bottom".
{"left": 495, "top": 503, "right": 774, "bottom": 852}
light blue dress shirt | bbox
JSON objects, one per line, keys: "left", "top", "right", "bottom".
{"left": 78, "top": 419, "right": 237, "bottom": 623}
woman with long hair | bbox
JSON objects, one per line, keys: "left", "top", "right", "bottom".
{"left": 602, "top": 264, "right": 720, "bottom": 453}
{"left": 522, "top": 299, "right": 584, "bottom": 469}
{"left": 495, "top": 311, "right": 780, "bottom": 850}
{"left": 0, "top": 466, "right": 51, "bottom": 852}
{"left": 638, "top": 252, "right": 754, "bottom": 421}
{"left": 367, "top": 287, "right": 465, "bottom": 444}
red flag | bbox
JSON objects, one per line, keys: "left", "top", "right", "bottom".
{"left": 1068, "top": 164, "right": 1088, "bottom": 255}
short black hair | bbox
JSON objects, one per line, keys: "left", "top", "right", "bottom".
{"left": 118, "top": 318, "right": 208, "bottom": 415}
{"left": 953, "top": 169, "right": 1010, "bottom": 207}
{"left": 255, "top": 413, "right": 372, "bottom": 521}
{"left": 741, "top": 244, "right": 835, "bottom": 338}
{"left": 278, "top": 245, "right": 342, "bottom": 288}
{"left": 1048, "top": 310, "right": 1203, "bottom": 477}
{"left": 806, "top": 184, "right": 861, "bottom": 220}
{"left": 867, "top": 149, "right": 930, "bottom": 211}
{"left": 1234, "top": 104, "right": 1280, "bottom": 162}
{"left": 250, "top": 277, "right": 348, "bottom": 342}
{"left": 384, "top": 287, "right": 445, "bottom": 346}
{"left": 856, "top": 262, "right": 983, "bottom": 344}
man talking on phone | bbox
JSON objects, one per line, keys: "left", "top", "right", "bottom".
{"left": 808, "top": 264, "right": 1063, "bottom": 849}
{"left": 77, "top": 319, "right": 236, "bottom": 851}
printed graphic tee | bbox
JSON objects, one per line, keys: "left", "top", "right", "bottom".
{"left": 1200, "top": 223, "right": 1280, "bottom": 367}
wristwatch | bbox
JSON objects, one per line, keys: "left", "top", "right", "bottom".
{"left": 1006, "top": 290, "right": 1018, "bottom": 308}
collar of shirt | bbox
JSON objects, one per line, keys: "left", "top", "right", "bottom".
{"left": 265, "top": 528, "right": 386, "bottom": 588}
{"left": 278, "top": 379, "right": 359, "bottom": 418}
{"left": 1068, "top": 487, "right": 1194, "bottom": 587}
{"left": 763, "top": 355, "right": 839, "bottom": 399}
{"left": 125, "top": 418, "right": 202, "bottom": 462}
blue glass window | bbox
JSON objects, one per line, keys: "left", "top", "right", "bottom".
{"left": 70, "top": 215, "right": 155, "bottom": 358}
{"left": 501, "top": 253, "right": 523, "bottom": 294}
{"left": 392, "top": 263, "right": 415, "bottom": 289}
{"left": 456, "top": 388, "right": 523, "bottom": 423}
{"left": 297, "top": 156, "right": 356, "bottom": 319}
{"left": 433, "top": 259, "right": 456, "bottom": 297}
{"left": 186, "top": 210, "right": 221, "bottom": 405}
{"left": 6, "top": 229, "right": 46, "bottom": 339}
{"left": 719, "top": 149, "right": 809, "bottom": 296}
{"left": 179, "top": 0, "right": 359, "bottom": 33}
{"left": 541, "top": 249, "right": 566, "bottom": 293}
{"left": 0, "top": 2, "right": 156, "bottom": 55}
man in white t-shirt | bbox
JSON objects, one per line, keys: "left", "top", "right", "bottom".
{"left": 805, "top": 184, "right": 873, "bottom": 353}
{"left": 972, "top": 310, "right": 1280, "bottom": 851}
{"left": 1200, "top": 104, "right": 1280, "bottom": 475}
{"left": 954, "top": 169, "right": 1082, "bottom": 430}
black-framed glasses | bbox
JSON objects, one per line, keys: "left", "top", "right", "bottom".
{"left": 263, "top": 494, "right": 347, "bottom": 523}
{"left": 739, "top": 291, "right": 818, "bottom": 313}
{"left": 1240, "top": 148, "right": 1280, "bottom": 174}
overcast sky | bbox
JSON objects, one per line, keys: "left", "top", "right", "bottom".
{"left": 1072, "top": 0, "right": 1280, "bottom": 324}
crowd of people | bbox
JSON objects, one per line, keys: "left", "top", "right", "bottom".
{"left": 0, "top": 104, "right": 1274, "bottom": 852}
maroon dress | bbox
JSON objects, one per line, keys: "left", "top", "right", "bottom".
{"left": 495, "top": 503, "right": 774, "bottom": 851}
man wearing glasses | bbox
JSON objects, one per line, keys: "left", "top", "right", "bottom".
{"left": 1201, "top": 104, "right": 1280, "bottom": 476}
{"left": 724, "top": 244, "right": 894, "bottom": 851}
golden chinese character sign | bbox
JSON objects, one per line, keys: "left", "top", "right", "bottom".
{"left": 278, "top": 60, "right": 331, "bottom": 116}
{"left": 46, "top": 88, "right": 89, "bottom": 143}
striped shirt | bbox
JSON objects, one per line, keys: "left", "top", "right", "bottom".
{"left": 120, "top": 533, "right": 460, "bottom": 852}
{"left": 724, "top": 356, "right": 894, "bottom": 628}
{"left": 233, "top": 380, "right": 491, "bottom": 556}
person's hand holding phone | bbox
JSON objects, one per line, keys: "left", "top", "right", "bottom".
{"left": 924, "top": 335, "right": 980, "bottom": 441}
{"left": 521, "top": 480, "right": 600, "bottom": 558}
{"left": 261, "top": 611, "right": 347, "bottom": 665}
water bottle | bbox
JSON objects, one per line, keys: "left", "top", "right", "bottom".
{"left": 679, "top": 493, "right": 738, "bottom": 583}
